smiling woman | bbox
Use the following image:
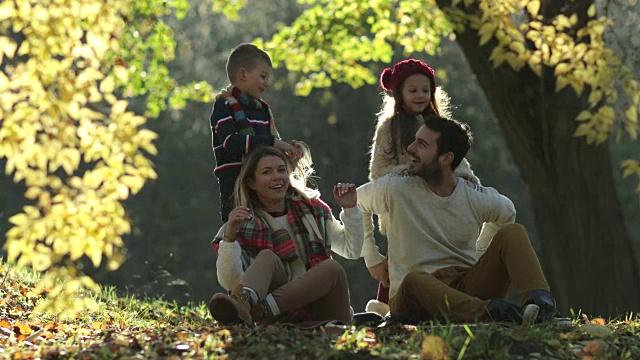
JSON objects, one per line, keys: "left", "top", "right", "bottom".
{"left": 208, "top": 145, "right": 364, "bottom": 326}
{"left": 244, "top": 153, "right": 290, "bottom": 212}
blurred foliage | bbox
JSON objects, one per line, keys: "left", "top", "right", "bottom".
{"left": 258, "top": 0, "right": 450, "bottom": 96}
{"left": 0, "top": 0, "right": 234, "bottom": 315}
{"left": 0, "top": 0, "right": 161, "bottom": 315}
{"left": 115, "top": 0, "right": 217, "bottom": 117}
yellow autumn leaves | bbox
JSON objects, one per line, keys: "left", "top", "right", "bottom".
{"left": 0, "top": 0, "right": 156, "bottom": 316}
{"left": 453, "top": 0, "right": 640, "bottom": 147}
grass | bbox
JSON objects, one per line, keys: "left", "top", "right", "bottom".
{"left": 2, "top": 260, "right": 640, "bottom": 359}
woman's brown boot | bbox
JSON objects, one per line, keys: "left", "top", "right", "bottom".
{"left": 209, "top": 285, "right": 253, "bottom": 326}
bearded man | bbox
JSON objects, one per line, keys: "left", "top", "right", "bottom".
{"left": 356, "top": 115, "right": 557, "bottom": 325}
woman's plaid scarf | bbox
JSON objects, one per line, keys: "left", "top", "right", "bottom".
{"left": 216, "top": 85, "right": 280, "bottom": 138}
{"left": 236, "top": 195, "right": 332, "bottom": 268}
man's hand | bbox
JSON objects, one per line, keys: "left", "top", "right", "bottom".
{"left": 333, "top": 183, "right": 357, "bottom": 209}
{"left": 368, "top": 258, "right": 389, "bottom": 286}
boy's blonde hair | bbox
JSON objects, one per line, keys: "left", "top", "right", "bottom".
{"left": 226, "top": 43, "right": 272, "bottom": 83}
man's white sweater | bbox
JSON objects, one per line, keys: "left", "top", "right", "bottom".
{"left": 357, "top": 175, "right": 516, "bottom": 298}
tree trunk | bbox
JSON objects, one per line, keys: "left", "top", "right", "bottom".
{"left": 436, "top": 0, "right": 640, "bottom": 316}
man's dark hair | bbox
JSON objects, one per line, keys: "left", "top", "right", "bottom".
{"left": 423, "top": 115, "right": 473, "bottom": 170}
{"left": 226, "top": 43, "right": 272, "bottom": 83}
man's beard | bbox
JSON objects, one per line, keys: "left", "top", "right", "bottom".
{"left": 418, "top": 159, "right": 443, "bottom": 184}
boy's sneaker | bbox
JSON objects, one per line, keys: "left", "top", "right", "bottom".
{"left": 365, "top": 299, "right": 390, "bottom": 317}
{"left": 486, "top": 299, "right": 539, "bottom": 326}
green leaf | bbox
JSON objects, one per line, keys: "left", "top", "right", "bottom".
{"left": 625, "top": 106, "right": 638, "bottom": 124}
{"left": 574, "top": 123, "right": 592, "bottom": 137}
{"left": 576, "top": 110, "right": 592, "bottom": 121}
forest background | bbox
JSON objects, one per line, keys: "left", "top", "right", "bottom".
{"left": 1, "top": 0, "right": 639, "bottom": 316}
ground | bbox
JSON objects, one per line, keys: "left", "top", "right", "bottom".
{"left": 1, "top": 261, "right": 638, "bottom": 359}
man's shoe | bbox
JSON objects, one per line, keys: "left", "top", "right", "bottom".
{"left": 528, "top": 289, "right": 557, "bottom": 323}
{"left": 209, "top": 292, "right": 253, "bottom": 326}
{"left": 352, "top": 312, "right": 384, "bottom": 327}
{"left": 378, "top": 312, "right": 418, "bottom": 327}
{"left": 486, "top": 299, "right": 539, "bottom": 326}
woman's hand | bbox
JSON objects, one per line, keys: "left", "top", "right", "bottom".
{"left": 225, "top": 206, "right": 252, "bottom": 242}
{"left": 274, "top": 139, "right": 302, "bottom": 160}
{"left": 333, "top": 183, "right": 357, "bottom": 209}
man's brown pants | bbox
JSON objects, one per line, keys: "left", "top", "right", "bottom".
{"left": 389, "top": 224, "right": 550, "bottom": 322}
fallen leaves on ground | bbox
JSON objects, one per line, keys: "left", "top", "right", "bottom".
{"left": 2, "top": 262, "right": 640, "bottom": 359}
{"left": 420, "top": 335, "right": 451, "bottom": 360}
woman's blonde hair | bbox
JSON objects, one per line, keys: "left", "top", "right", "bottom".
{"left": 233, "top": 143, "right": 318, "bottom": 212}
